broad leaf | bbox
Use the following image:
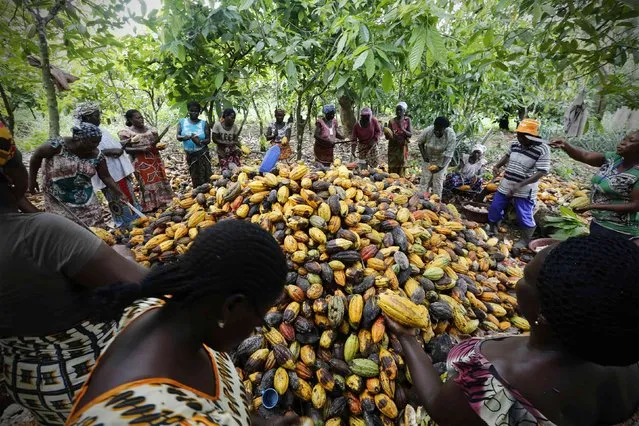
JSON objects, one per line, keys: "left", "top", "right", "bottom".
{"left": 239, "top": 0, "right": 256, "bottom": 11}
{"left": 353, "top": 49, "right": 369, "bottom": 70}
{"left": 409, "top": 30, "right": 426, "bottom": 72}
{"left": 365, "top": 50, "right": 375, "bottom": 79}
{"left": 214, "top": 72, "right": 224, "bottom": 89}
{"left": 381, "top": 70, "right": 393, "bottom": 92}
{"left": 426, "top": 29, "right": 446, "bottom": 63}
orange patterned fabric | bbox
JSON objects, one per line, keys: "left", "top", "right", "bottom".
{"left": 66, "top": 299, "right": 250, "bottom": 426}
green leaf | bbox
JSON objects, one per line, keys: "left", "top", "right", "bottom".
{"left": 353, "top": 49, "right": 369, "bottom": 70}
{"left": 335, "top": 74, "right": 348, "bottom": 89}
{"left": 409, "top": 30, "right": 426, "bottom": 71}
{"left": 140, "top": 0, "right": 147, "bottom": 16}
{"left": 483, "top": 28, "right": 494, "bottom": 46}
{"left": 359, "top": 25, "right": 370, "bottom": 43}
{"left": 493, "top": 61, "right": 509, "bottom": 71}
{"left": 382, "top": 70, "right": 393, "bottom": 92}
{"left": 365, "top": 50, "right": 375, "bottom": 79}
{"left": 214, "top": 72, "right": 224, "bottom": 89}
{"left": 336, "top": 34, "right": 347, "bottom": 56}
{"left": 239, "top": 0, "right": 256, "bottom": 11}
{"left": 426, "top": 29, "right": 446, "bottom": 63}
{"left": 272, "top": 51, "right": 286, "bottom": 63}
{"left": 286, "top": 60, "right": 298, "bottom": 83}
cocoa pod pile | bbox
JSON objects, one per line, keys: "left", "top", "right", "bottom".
{"left": 121, "top": 160, "right": 529, "bottom": 424}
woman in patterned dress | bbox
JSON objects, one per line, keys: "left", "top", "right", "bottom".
{"left": 385, "top": 102, "right": 412, "bottom": 176}
{"left": 313, "top": 105, "right": 344, "bottom": 166}
{"left": 75, "top": 102, "right": 142, "bottom": 229}
{"left": 29, "top": 123, "right": 124, "bottom": 227}
{"left": 119, "top": 109, "right": 173, "bottom": 212}
{"left": 212, "top": 108, "right": 242, "bottom": 172}
{"left": 551, "top": 130, "right": 639, "bottom": 240}
{"left": 385, "top": 235, "right": 639, "bottom": 426}
{"left": 67, "top": 220, "right": 298, "bottom": 426}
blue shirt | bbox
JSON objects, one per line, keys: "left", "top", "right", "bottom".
{"left": 179, "top": 118, "right": 207, "bottom": 153}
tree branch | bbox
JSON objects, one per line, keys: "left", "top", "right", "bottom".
{"left": 0, "top": 82, "right": 15, "bottom": 132}
{"left": 43, "top": 0, "right": 67, "bottom": 25}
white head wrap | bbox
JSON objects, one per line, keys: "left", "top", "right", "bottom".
{"left": 397, "top": 102, "right": 408, "bottom": 112}
{"left": 471, "top": 144, "right": 486, "bottom": 155}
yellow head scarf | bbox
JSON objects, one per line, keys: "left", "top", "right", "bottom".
{"left": 0, "top": 122, "right": 16, "bottom": 167}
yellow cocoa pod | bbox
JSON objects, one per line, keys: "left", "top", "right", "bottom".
{"left": 377, "top": 292, "right": 430, "bottom": 329}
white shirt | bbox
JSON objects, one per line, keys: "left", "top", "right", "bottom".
{"left": 91, "top": 128, "right": 135, "bottom": 190}
{"left": 460, "top": 154, "right": 487, "bottom": 180}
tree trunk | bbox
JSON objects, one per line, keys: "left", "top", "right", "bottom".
{"left": 339, "top": 96, "right": 356, "bottom": 135}
{"left": 0, "top": 82, "right": 15, "bottom": 132}
{"left": 251, "top": 95, "right": 264, "bottom": 136}
{"left": 295, "top": 92, "right": 305, "bottom": 160}
{"left": 207, "top": 101, "right": 215, "bottom": 125}
{"left": 237, "top": 106, "right": 248, "bottom": 136}
{"left": 35, "top": 23, "right": 59, "bottom": 137}
{"left": 107, "top": 70, "right": 126, "bottom": 116}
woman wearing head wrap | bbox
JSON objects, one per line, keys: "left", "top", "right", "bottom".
{"left": 351, "top": 107, "right": 382, "bottom": 167}
{"left": 314, "top": 104, "right": 344, "bottom": 166}
{"left": 385, "top": 102, "right": 412, "bottom": 175}
{"left": 119, "top": 109, "right": 173, "bottom": 212}
{"left": 386, "top": 234, "right": 639, "bottom": 426}
{"left": 29, "top": 122, "right": 124, "bottom": 227}
{"left": 444, "top": 143, "right": 487, "bottom": 192}
{"left": 75, "top": 102, "right": 141, "bottom": 229}
{"left": 1, "top": 124, "right": 148, "bottom": 425}
{"left": 66, "top": 221, "right": 298, "bottom": 426}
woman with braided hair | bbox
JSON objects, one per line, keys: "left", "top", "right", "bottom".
{"left": 386, "top": 234, "right": 639, "bottom": 425}
{"left": 67, "top": 220, "right": 299, "bottom": 426}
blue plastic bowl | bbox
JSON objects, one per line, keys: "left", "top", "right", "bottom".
{"left": 261, "top": 388, "right": 279, "bottom": 409}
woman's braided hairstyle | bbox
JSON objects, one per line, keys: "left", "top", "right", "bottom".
{"left": 537, "top": 234, "right": 639, "bottom": 366}
{"left": 90, "top": 219, "right": 287, "bottom": 321}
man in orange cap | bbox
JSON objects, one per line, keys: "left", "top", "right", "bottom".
{"left": 488, "top": 119, "right": 551, "bottom": 248}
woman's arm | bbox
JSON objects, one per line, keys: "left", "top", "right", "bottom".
{"left": 28, "top": 141, "right": 59, "bottom": 193}
{"left": 550, "top": 138, "right": 605, "bottom": 167}
{"left": 266, "top": 124, "right": 276, "bottom": 141}
{"left": 101, "top": 148, "right": 124, "bottom": 157}
{"left": 96, "top": 159, "right": 124, "bottom": 198}
{"left": 202, "top": 122, "right": 211, "bottom": 145}
{"left": 176, "top": 121, "right": 189, "bottom": 142}
{"left": 388, "top": 318, "right": 484, "bottom": 425}
{"left": 285, "top": 125, "right": 292, "bottom": 140}
{"left": 18, "top": 196, "right": 41, "bottom": 213}
{"left": 314, "top": 123, "right": 331, "bottom": 144}
{"left": 585, "top": 187, "right": 639, "bottom": 213}
{"left": 403, "top": 118, "right": 413, "bottom": 138}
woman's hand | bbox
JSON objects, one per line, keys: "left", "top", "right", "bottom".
{"left": 384, "top": 315, "right": 418, "bottom": 337}
{"left": 550, "top": 138, "right": 567, "bottom": 150}
{"left": 28, "top": 180, "right": 39, "bottom": 194}
{"left": 574, "top": 204, "right": 592, "bottom": 213}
